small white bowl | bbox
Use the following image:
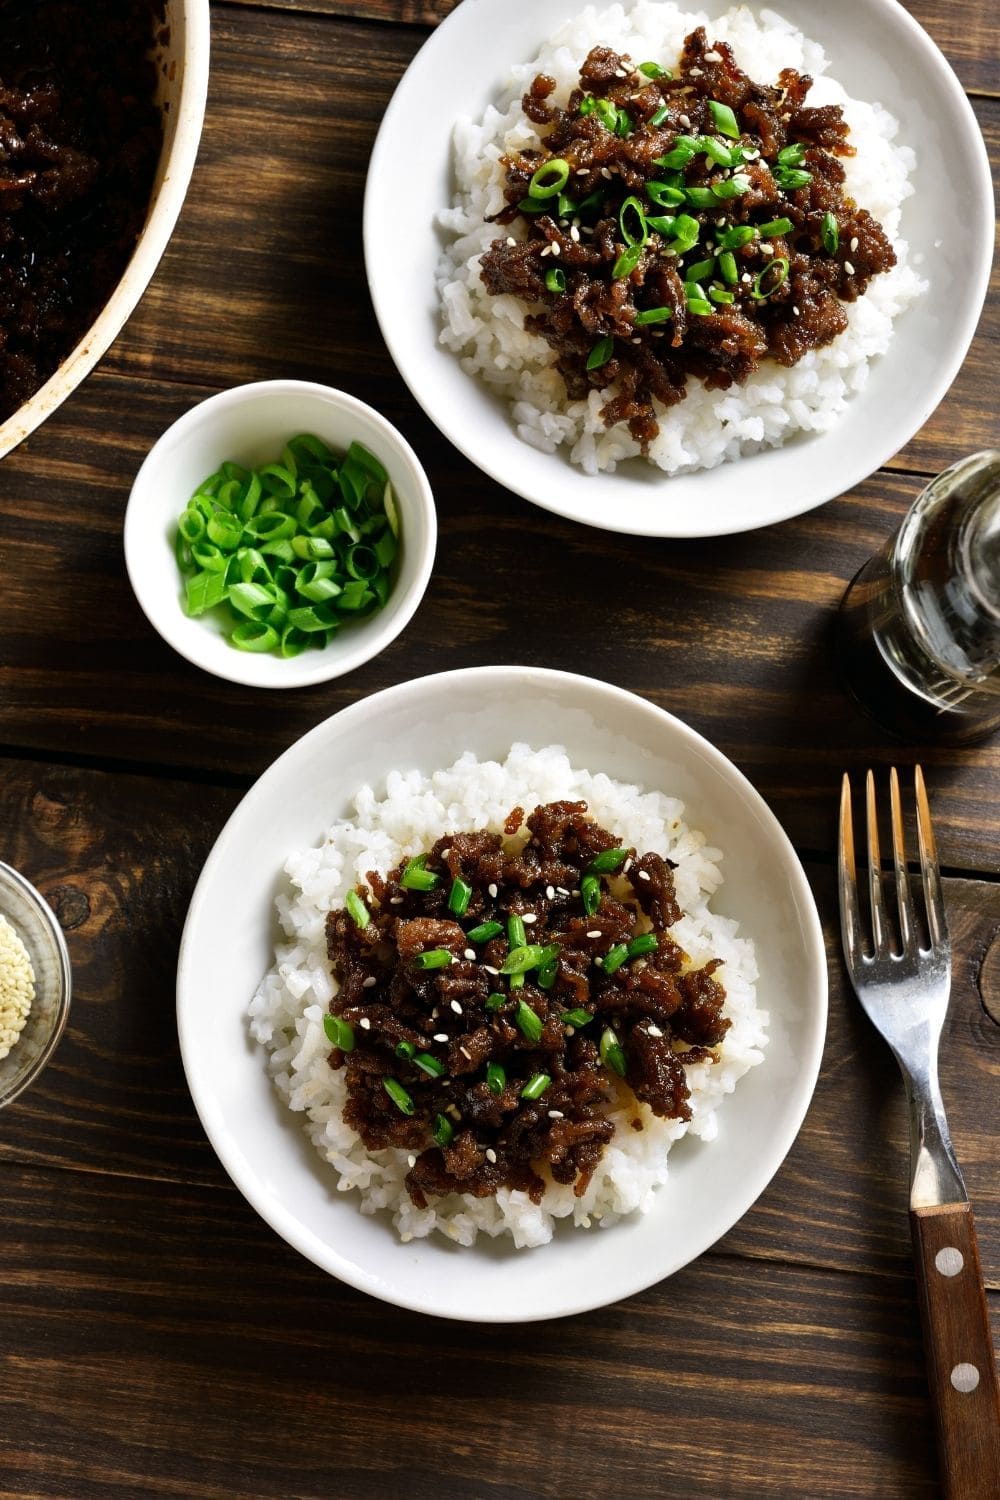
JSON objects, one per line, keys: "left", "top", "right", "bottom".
{"left": 0, "top": 0, "right": 211, "bottom": 459}
{"left": 124, "top": 381, "right": 437, "bottom": 688}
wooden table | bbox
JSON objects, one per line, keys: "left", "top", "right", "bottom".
{"left": 2, "top": 3, "right": 997, "bottom": 1495}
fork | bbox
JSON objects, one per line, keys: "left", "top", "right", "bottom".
{"left": 839, "top": 766, "right": 1000, "bottom": 1498}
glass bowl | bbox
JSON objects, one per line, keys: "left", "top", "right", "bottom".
{"left": 0, "top": 862, "right": 72, "bottom": 1109}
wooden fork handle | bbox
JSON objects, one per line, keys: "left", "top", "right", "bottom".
{"left": 910, "top": 1202, "right": 1000, "bottom": 1497}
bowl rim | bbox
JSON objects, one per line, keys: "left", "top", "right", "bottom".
{"left": 363, "top": 0, "right": 995, "bottom": 538}
{"left": 0, "top": 861, "right": 72, "bottom": 1109}
{"left": 122, "top": 378, "right": 438, "bottom": 688}
{"left": 0, "top": 0, "right": 212, "bottom": 461}
{"left": 176, "top": 663, "right": 829, "bottom": 1321}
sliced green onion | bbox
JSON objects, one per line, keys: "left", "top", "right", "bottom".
{"left": 432, "top": 1114, "right": 454, "bottom": 1147}
{"left": 708, "top": 100, "right": 740, "bottom": 139}
{"left": 486, "top": 992, "right": 506, "bottom": 1011}
{"left": 588, "top": 847, "right": 629, "bottom": 874}
{"left": 323, "top": 1014, "right": 355, "bottom": 1051}
{"left": 776, "top": 142, "right": 807, "bottom": 166}
{"left": 231, "top": 621, "right": 280, "bottom": 652}
{"left": 486, "top": 1062, "right": 507, "bottom": 1095}
{"left": 646, "top": 180, "right": 687, "bottom": 208}
{"left": 560, "top": 1008, "right": 592, "bottom": 1027}
{"left": 751, "top": 255, "right": 790, "bottom": 300}
{"left": 627, "top": 933, "right": 659, "bottom": 958}
{"left": 581, "top": 874, "right": 601, "bottom": 915}
{"left": 700, "top": 136, "right": 733, "bottom": 168}
{"left": 612, "top": 243, "right": 644, "bottom": 279}
{"left": 653, "top": 139, "right": 698, "bottom": 170}
{"left": 537, "top": 959, "right": 559, "bottom": 990}
{"left": 502, "top": 943, "right": 545, "bottom": 976}
{"left": 466, "top": 920, "right": 503, "bottom": 944}
{"left": 586, "top": 336, "right": 615, "bottom": 370}
{"left": 670, "top": 213, "right": 701, "bottom": 253}
{"left": 413, "top": 1051, "right": 446, "bottom": 1079}
{"left": 711, "top": 174, "right": 750, "bottom": 200}
{"left": 448, "top": 877, "right": 472, "bottom": 917}
{"left": 638, "top": 60, "right": 670, "bottom": 78}
{"left": 645, "top": 213, "right": 678, "bottom": 236}
{"left": 718, "top": 250, "right": 738, "bottom": 284}
{"left": 683, "top": 186, "right": 718, "bottom": 210}
{"left": 686, "top": 297, "right": 714, "bottom": 316}
{"left": 345, "top": 890, "right": 369, "bottom": 929}
{"left": 395, "top": 1040, "right": 416, "bottom": 1060}
{"left": 634, "top": 306, "right": 673, "bottom": 325}
{"left": 594, "top": 99, "right": 620, "bottom": 133}
{"left": 821, "top": 211, "right": 839, "bottom": 254}
{"left": 684, "top": 256, "right": 715, "bottom": 283}
{"left": 619, "top": 195, "right": 649, "bottom": 248}
{"left": 578, "top": 94, "right": 596, "bottom": 117}
{"left": 521, "top": 1073, "right": 551, "bottom": 1101}
{"left": 505, "top": 913, "right": 525, "bottom": 950}
{"left": 759, "top": 217, "right": 794, "bottom": 239}
{"left": 600, "top": 1028, "right": 627, "bottom": 1078}
{"left": 774, "top": 165, "right": 812, "bottom": 190}
{"left": 601, "top": 943, "right": 630, "bottom": 975}
{"left": 709, "top": 286, "right": 735, "bottom": 304}
{"left": 648, "top": 105, "right": 670, "bottom": 128}
{"left": 545, "top": 267, "right": 567, "bottom": 293}
{"left": 515, "top": 1000, "right": 544, "bottom": 1043}
{"left": 400, "top": 855, "right": 440, "bottom": 892}
{"left": 717, "top": 224, "right": 755, "bottom": 250}
{"left": 412, "top": 948, "right": 453, "bottom": 971}
{"left": 383, "top": 1078, "right": 414, "bottom": 1115}
{"left": 528, "top": 158, "right": 570, "bottom": 199}
{"left": 614, "top": 109, "right": 633, "bottom": 139}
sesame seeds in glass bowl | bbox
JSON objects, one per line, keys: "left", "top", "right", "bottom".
{"left": 0, "top": 862, "right": 72, "bottom": 1109}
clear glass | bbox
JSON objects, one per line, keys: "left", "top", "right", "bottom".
{"left": 0, "top": 862, "right": 72, "bottom": 1108}
{"left": 838, "top": 451, "right": 1000, "bottom": 743}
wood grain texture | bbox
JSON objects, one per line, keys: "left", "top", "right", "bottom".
{"left": 3, "top": 1157, "right": 986, "bottom": 1500}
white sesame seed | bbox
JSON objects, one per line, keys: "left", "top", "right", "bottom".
{"left": 522, "top": 913, "right": 537, "bottom": 924}
{"left": 844, "top": 260, "right": 855, "bottom": 275}
{"left": 622, "top": 858, "right": 632, "bottom": 874}
{"left": 506, "top": 236, "right": 516, "bottom": 247}
{"left": 742, "top": 272, "right": 752, "bottom": 284}
{"left": 488, "top": 883, "right": 498, "bottom": 898}
{"left": 638, "top": 869, "right": 651, "bottom": 881}
{"left": 434, "top": 1033, "right": 449, "bottom": 1043}
{"left": 450, "top": 999, "right": 463, "bottom": 1015}
{"left": 704, "top": 50, "right": 722, "bottom": 61}
{"left": 447, "top": 1104, "right": 461, "bottom": 1120}
{"left": 486, "top": 1148, "right": 497, "bottom": 1163}
{"left": 545, "top": 885, "right": 556, "bottom": 900}
{"left": 462, "top": 947, "right": 475, "bottom": 961}
{"left": 647, "top": 1025, "right": 664, "bottom": 1038}
{"left": 679, "top": 114, "right": 691, "bottom": 128}
{"left": 359, "top": 1017, "right": 371, "bottom": 1030}
{"left": 586, "top": 930, "right": 601, "bottom": 939}
{"left": 556, "top": 887, "right": 570, "bottom": 897}
{"left": 688, "top": 66, "right": 703, "bottom": 77}
{"left": 601, "top": 167, "right": 613, "bottom": 179}
{"left": 850, "top": 236, "right": 859, "bottom": 252}
{"left": 548, "top": 1109, "right": 564, "bottom": 1119}
{"left": 576, "top": 167, "right": 589, "bottom": 176}
{"left": 792, "top": 305, "right": 800, "bottom": 316}
{"left": 441, "top": 847, "right": 450, "bottom": 858}
{"left": 390, "top": 895, "right": 403, "bottom": 905}
{"left": 570, "top": 225, "right": 580, "bottom": 242}
{"left": 460, "top": 1045, "right": 472, "bottom": 1060}
{"left": 551, "top": 242, "right": 561, "bottom": 256}
{"left": 362, "top": 975, "right": 377, "bottom": 989}
{"left": 761, "top": 243, "right": 774, "bottom": 257}
{"left": 484, "top": 965, "right": 499, "bottom": 976}
{"left": 408, "top": 1154, "right": 416, "bottom": 1167}
{"left": 540, "top": 244, "right": 553, "bottom": 257}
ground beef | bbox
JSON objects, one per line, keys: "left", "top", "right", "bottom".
{"left": 324, "top": 801, "right": 730, "bottom": 1208}
{"left": 478, "top": 27, "right": 896, "bottom": 451}
{"left": 0, "top": 1, "right": 164, "bottom": 423}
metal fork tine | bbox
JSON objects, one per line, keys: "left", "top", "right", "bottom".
{"left": 838, "top": 773, "right": 860, "bottom": 961}
{"left": 914, "top": 765, "right": 948, "bottom": 949}
{"left": 865, "top": 769, "right": 890, "bottom": 957}
{"left": 889, "top": 767, "right": 916, "bottom": 954}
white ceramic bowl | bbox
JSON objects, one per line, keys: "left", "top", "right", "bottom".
{"left": 124, "top": 380, "right": 437, "bottom": 687}
{"left": 0, "top": 0, "right": 211, "bottom": 460}
{"left": 177, "top": 666, "right": 827, "bottom": 1321}
{"left": 364, "top": 0, "right": 993, "bottom": 537}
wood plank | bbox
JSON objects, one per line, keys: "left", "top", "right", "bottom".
{"left": 217, "top": 0, "right": 1000, "bottom": 99}
{"left": 1, "top": 759, "right": 996, "bottom": 1296}
{"left": 3, "top": 1158, "right": 989, "bottom": 1500}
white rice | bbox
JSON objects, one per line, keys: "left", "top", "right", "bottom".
{"left": 436, "top": 2, "right": 926, "bottom": 476}
{"left": 249, "top": 744, "right": 766, "bottom": 1249}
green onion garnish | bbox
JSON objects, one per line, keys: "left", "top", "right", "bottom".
{"left": 638, "top": 60, "right": 670, "bottom": 79}
{"left": 600, "top": 1028, "right": 627, "bottom": 1078}
{"left": 752, "top": 255, "right": 790, "bottom": 300}
{"left": 776, "top": 142, "right": 807, "bottom": 166}
{"left": 634, "top": 306, "right": 673, "bottom": 325}
{"left": 323, "top": 1014, "right": 355, "bottom": 1051}
{"left": 645, "top": 214, "right": 678, "bottom": 236}
{"left": 432, "top": 1113, "right": 454, "bottom": 1147}
{"left": 528, "top": 158, "right": 570, "bottom": 199}
{"left": 709, "top": 287, "right": 735, "bottom": 304}
{"left": 670, "top": 214, "right": 701, "bottom": 254}
{"left": 413, "top": 1052, "right": 446, "bottom": 1079}
{"left": 447, "top": 877, "right": 472, "bottom": 917}
{"left": 700, "top": 136, "right": 733, "bottom": 167}
{"left": 515, "top": 1000, "right": 544, "bottom": 1043}
{"left": 646, "top": 180, "right": 686, "bottom": 208}
{"left": 466, "top": 920, "right": 503, "bottom": 943}
{"left": 594, "top": 98, "right": 620, "bottom": 133}
{"left": 708, "top": 100, "right": 740, "bottom": 139}
{"left": 507, "top": 913, "right": 526, "bottom": 950}
{"left": 412, "top": 948, "right": 453, "bottom": 971}
{"left": 612, "top": 243, "right": 644, "bottom": 279}
{"left": 579, "top": 94, "right": 595, "bottom": 117}
{"left": 383, "top": 1078, "right": 415, "bottom": 1115}
{"left": 648, "top": 105, "right": 670, "bottom": 128}
{"left": 537, "top": 959, "right": 559, "bottom": 990}
{"left": 345, "top": 890, "right": 369, "bottom": 929}
{"left": 619, "top": 195, "right": 649, "bottom": 248}
{"left": 586, "top": 336, "right": 615, "bottom": 370}
{"left": 521, "top": 1073, "right": 551, "bottom": 1101}
{"left": 774, "top": 166, "right": 812, "bottom": 190}
{"left": 711, "top": 174, "right": 750, "bottom": 200}
{"left": 821, "top": 212, "right": 839, "bottom": 254}
{"left": 395, "top": 1040, "right": 416, "bottom": 1060}
{"left": 601, "top": 943, "right": 630, "bottom": 975}
{"left": 581, "top": 874, "right": 601, "bottom": 915}
{"left": 560, "top": 1008, "right": 592, "bottom": 1027}
{"left": 683, "top": 186, "right": 718, "bottom": 210}
{"left": 627, "top": 933, "right": 659, "bottom": 958}
{"left": 684, "top": 257, "right": 715, "bottom": 284}
{"left": 486, "top": 992, "right": 506, "bottom": 1011}
{"left": 502, "top": 943, "right": 545, "bottom": 976}
{"left": 614, "top": 109, "right": 633, "bottom": 139}
{"left": 587, "top": 847, "right": 629, "bottom": 874}
{"left": 717, "top": 225, "right": 755, "bottom": 250}
{"left": 759, "top": 217, "right": 794, "bottom": 239}
{"left": 486, "top": 1062, "right": 506, "bottom": 1095}
{"left": 545, "top": 267, "right": 567, "bottom": 294}
{"left": 718, "top": 250, "right": 738, "bottom": 284}
{"left": 400, "top": 855, "right": 440, "bottom": 892}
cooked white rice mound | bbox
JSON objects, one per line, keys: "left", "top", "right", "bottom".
{"left": 249, "top": 745, "right": 766, "bottom": 1249}
{"left": 437, "top": 2, "right": 926, "bottom": 476}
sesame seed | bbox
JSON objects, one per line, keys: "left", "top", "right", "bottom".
{"left": 434, "top": 1033, "right": 449, "bottom": 1043}
{"left": 545, "top": 885, "right": 556, "bottom": 900}
{"left": 506, "top": 236, "right": 516, "bottom": 246}
{"left": 704, "top": 50, "right": 722, "bottom": 61}
{"left": 362, "top": 975, "right": 376, "bottom": 988}
{"left": 679, "top": 114, "right": 691, "bottom": 128}
{"left": 462, "top": 947, "right": 475, "bottom": 960}
{"left": 623, "top": 858, "right": 632, "bottom": 874}
{"left": 488, "top": 883, "right": 498, "bottom": 898}
{"left": 548, "top": 1109, "right": 564, "bottom": 1119}
{"left": 688, "top": 66, "right": 703, "bottom": 77}
{"left": 431, "top": 1007, "right": 440, "bottom": 1019}
{"left": 850, "top": 236, "right": 859, "bottom": 252}
{"left": 586, "top": 930, "right": 601, "bottom": 939}
{"left": 551, "top": 242, "right": 561, "bottom": 256}
{"left": 638, "top": 869, "right": 651, "bottom": 881}
{"left": 484, "top": 965, "right": 499, "bottom": 976}
{"left": 576, "top": 167, "right": 589, "bottom": 176}
{"left": 844, "top": 261, "right": 855, "bottom": 275}
{"left": 450, "top": 1000, "right": 463, "bottom": 1015}
{"left": 761, "top": 244, "right": 774, "bottom": 258}
{"left": 441, "top": 848, "right": 451, "bottom": 858}
{"left": 571, "top": 889, "right": 581, "bottom": 897}
{"left": 460, "top": 1045, "right": 472, "bottom": 1060}
{"left": 570, "top": 225, "right": 580, "bottom": 242}
{"left": 540, "top": 244, "right": 553, "bottom": 257}
{"left": 601, "top": 167, "right": 612, "bottom": 179}
{"left": 556, "top": 887, "right": 570, "bottom": 897}
{"left": 647, "top": 1025, "right": 664, "bottom": 1038}
{"left": 359, "top": 1017, "right": 371, "bottom": 1030}
{"left": 485, "top": 1148, "right": 497, "bottom": 1163}
{"left": 447, "top": 1104, "right": 461, "bottom": 1120}
{"left": 741, "top": 272, "right": 752, "bottom": 284}
{"left": 390, "top": 895, "right": 404, "bottom": 905}
{"left": 615, "top": 67, "right": 628, "bottom": 78}
{"left": 408, "top": 1154, "right": 416, "bottom": 1167}
{"left": 792, "top": 305, "right": 800, "bottom": 316}
{"left": 522, "top": 913, "right": 537, "bottom": 924}
{"left": 631, "top": 336, "right": 642, "bottom": 344}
